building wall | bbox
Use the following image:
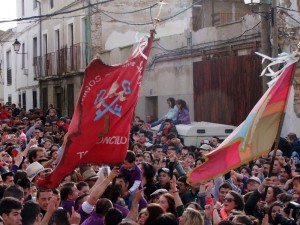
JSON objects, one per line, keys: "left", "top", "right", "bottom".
{"left": 99, "top": 0, "right": 261, "bottom": 122}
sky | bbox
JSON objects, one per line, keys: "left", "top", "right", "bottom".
{"left": 0, "top": 1, "right": 17, "bottom": 31}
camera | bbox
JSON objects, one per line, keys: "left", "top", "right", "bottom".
{"left": 275, "top": 214, "right": 297, "bottom": 225}
{"left": 284, "top": 202, "right": 300, "bottom": 219}
{"left": 275, "top": 201, "right": 300, "bottom": 225}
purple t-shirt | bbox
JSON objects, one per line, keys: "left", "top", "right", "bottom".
{"left": 120, "top": 164, "right": 142, "bottom": 189}
{"left": 81, "top": 212, "right": 104, "bottom": 225}
{"left": 60, "top": 200, "right": 74, "bottom": 215}
{"left": 113, "top": 202, "right": 129, "bottom": 218}
{"left": 77, "top": 205, "right": 90, "bottom": 224}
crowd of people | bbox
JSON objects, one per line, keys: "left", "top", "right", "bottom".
{"left": 0, "top": 99, "right": 299, "bottom": 225}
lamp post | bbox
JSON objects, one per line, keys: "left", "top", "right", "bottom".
{"left": 12, "top": 39, "right": 27, "bottom": 54}
{"left": 244, "top": 0, "right": 275, "bottom": 91}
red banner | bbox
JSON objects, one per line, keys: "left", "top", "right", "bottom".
{"left": 37, "top": 32, "right": 154, "bottom": 188}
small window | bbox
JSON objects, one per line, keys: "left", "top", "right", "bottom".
{"left": 33, "top": 0, "right": 37, "bottom": 9}
{"left": 50, "top": 0, "right": 54, "bottom": 9}
{"left": 22, "top": 0, "right": 25, "bottom": 16}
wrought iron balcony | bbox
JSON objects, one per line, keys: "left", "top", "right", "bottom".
{"left": 33, "top": 42, "right": 88, "bottom": 79}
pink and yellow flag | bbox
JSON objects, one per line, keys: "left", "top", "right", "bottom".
{"left": 187, "top": 62, "right": 296, "bottom": 184}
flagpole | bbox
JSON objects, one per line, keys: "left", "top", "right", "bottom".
{"left": 153, "top": 0, "right": 167, "bottom": 30}
{"left": 263, "top": 47, "right": 299, "bottom": 199}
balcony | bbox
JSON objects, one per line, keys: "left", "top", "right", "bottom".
{"left": 33, "top": 42, "right": 88, "bottom": 79}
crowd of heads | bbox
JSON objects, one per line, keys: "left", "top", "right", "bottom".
{"left": 0, "top": 100, "right": 300, "bottom": 225}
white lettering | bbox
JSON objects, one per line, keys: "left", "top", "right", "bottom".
{"left": 77, "top": 151, "right": 88, "bottom": 159}
{"left": 97, "top": 136, "right": 128, "bottom": 145}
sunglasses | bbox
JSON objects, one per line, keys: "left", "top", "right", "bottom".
{"left": 224, "top": 197, "right": 235, "bottom": 203}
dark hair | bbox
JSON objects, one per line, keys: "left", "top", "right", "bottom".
{"left": 17, "top": 178, "right": 31, "bottom": 190}
{"left": 268, "top": 186, "right": 284, "bottom": 203}
{"left": 14, "top": 170, "right": 28, "bottom": 184}
{"left": 36, "top": 188, "right": 53, "bottom": 199}
{"left": 167, "top": 97, "right": 176, "bottom": 108}
{"left": 21, "top": 201, "right": 40, "bottom": 225}
{"left": 228, "top": 191, "right": 244, "bottom": 211}
{"left": 110, "top": 183, "right": 122, "bottom": 203}
{"left": 104, "top": 208, "right": 123, "bottom": 225}
{"left": 219, "top": 182, "right": 233, "bottom": 191}
{"left": 76, "top": 181, "right": 89, "bottom": 191}
{"left": 125, "top": 150, "right": 136, "bottom": 163}
{"left": 130, "top": 142, "right": 145, "bottom": 152}
{"left": 161, "top": 193, "right": 177, "bottom": 217}
{"left": 95, "top": 198, "right": 113, "bottom": 216}
{"left": 268, "top": 201, "right": 284, "bottom": 224}
{"left": 239, "top": 166, "right": 251, "bottom": 175}
{"left": 140, "top": 162, "right": 156, "bottom": 185}
{"left": 185, "top": 202, "right": 202, "bottom": 211}
{"left": 60, "top": 186, "right": 73, "bottom": 201}
{"left": 53, "top": 208, "right": 70, "bottom": 225}
{"left": 176, "top": 99, "right": 188, "bottom": 109}
{"left": 144, "top": 203, "right": 165, "bottom": 225}
{"left": 28, "top": 147, "right": 44, "bottom": 163}
{"left": 3, "top": 185, "right": 24, "bottom": 201}
{"left": 74, "top": 193, "right": 88, "bottom": 211}
{"left": 143, "top": 151, "right": 154, "bottom": 163}
{"left": 153, "top": 213, "right": 178, "bottom": 225}
{"left": 0, "top": 197, "right": 22, "bottom": 216}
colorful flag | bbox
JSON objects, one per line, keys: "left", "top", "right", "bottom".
{"left": 187, "top": 62, "right": 296, "bottom": 184}
{"left": 37, "top": 32, "right": 154, "bottom": 188}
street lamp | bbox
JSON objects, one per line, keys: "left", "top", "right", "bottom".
{"left": 12, "top": 39, "right": 27, "bottom": 54}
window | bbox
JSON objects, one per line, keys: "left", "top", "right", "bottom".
{"left": 22, "top": 43, "right": 25, "bottom": 69}
{"left": 33, "top": 0, "right": 37, "bottom": 9}
{"left": 33, "top": 90, "right": 37, "bottom": 109}
{"left": 6, "top": 51, "right": 12, "bottom": 86}
{"left": 22, "top": 0, "right": 25, "bottom": 16}
{"left": 22, "top": 92, "right": 26, "bottom": 109}
{"left": 43, "top": 34, "right": 48, "bottom": 55}
{"left": 8, "top": 95, "right": 12, "bottom": 104}
{"left": 50, "top": 0, "right": 54, "bottom": 9}
{"left": 33, "top": 37, "right": 38, "bottom": 59}
{"left": 18, "top": 94, "right": 21, "bottom": 108}
{"left": 68, "top": 23, "right": 74, "bottom": 47}
{"left": 55, "top": 29, "right": 60, "bottom": 51}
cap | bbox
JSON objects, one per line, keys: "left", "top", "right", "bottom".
{"left": 158, "top": 167, "right": 170, "bottom": 175}
{"left": 82, "top": 169, "right": 98, "bottom": 181}
{"left": 247, "top": 176, "right": 261, "bottom": 184}
{"left": 269, "top": 149, "right": 283, "bottom": 157}
{"left": 150, "top": 189, "right": 168, "bottom": 197}
{"left": 26, "top": 162, "right": 48, "bottom": 181}
{"left": 22, "top": 117, "right": 29, "bottom": 120}
{"left": 199, "top": 144, "right": 212, "bottom": 151}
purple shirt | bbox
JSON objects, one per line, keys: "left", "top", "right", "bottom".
{"left": 120, "top": 164, "right": 142, "bottom": 189}
{"left": 77, "top": 206, "right": 90, "bottom": 224}
{"left": 113, "top": 202, "right": 129, "bottom": 218}
{"left": 60, "top": 200, "right": 74, "bottom": 215}
{"left": 81, "top": 212, "right": 104, "bottom": 225}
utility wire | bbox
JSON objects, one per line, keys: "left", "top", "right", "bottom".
{"left": 0, "top": 0, "right": 113, "bottom": 24}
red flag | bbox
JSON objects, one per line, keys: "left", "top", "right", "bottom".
{"left": 187, "top": 62, "right": 296, "bottom": 184}
{"left": 37, "top": 32, "right": 154, "bottom": 188}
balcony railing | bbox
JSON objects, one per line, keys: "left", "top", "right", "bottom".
{"left": 33, "top": 42, "right": 88, "bottom": 79}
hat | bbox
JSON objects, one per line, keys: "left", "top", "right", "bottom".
{"left": 150, "top": 189, "right": 168, "bottom": 197}
{"left": 26, "top": 162, "right": 47, "bottom": 181}
{"left": 22, "top": 117, "right": 29, "bottom": 120}
{"left": 158, "top": 167, "right": 170, "bottom": 175}
{"left": 82, "top": 169, "right": 98, "bottom": 181}
{"left": 200, "top": 144, "right": 212, "bottom": 151}
{"left": 247, "top": 176, "right": 261, "bottom": 184}
{"left": 269, "top": 149, "right": 283, "bottom": 157}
